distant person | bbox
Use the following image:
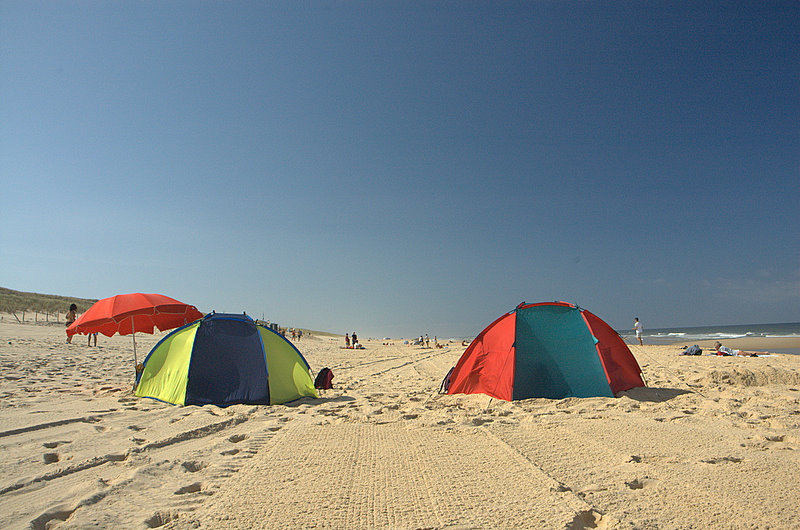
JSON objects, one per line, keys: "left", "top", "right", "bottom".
{"left": 634, "top": 317, "right": 643, "bottom": 346}
{"left": 65, "top": 303, "right": 78, "bottom": 343}
{"left": 425, "top": 334, "right": 430, "bottom": 347}
{"left": 352, "top": 332, "right": 357, "bottom": 345}
{"left": 297, "top": 329, "right": 302, "bottom": 342}
{"left": 88, "top": 332, "right": 98, "bottom": 347}
{"left": 345, "top": 333, "right": 350, "bottom": 348}
{"left": 713, "top": 341, "right": 762, "bottom": 357}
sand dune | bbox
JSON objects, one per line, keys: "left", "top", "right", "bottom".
{"left": 1, "top": 318, "right": 799, "bottom": 529}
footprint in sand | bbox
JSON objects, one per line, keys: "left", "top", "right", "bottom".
{"left": 625, "top": 477, "right": 659, "bottom": 489}
{"left": 128, "top": 425, "right": 145, "bottom": 432}
{"left": 174, "top": 482, "right": 202, "bottom": 495}
{"left": 43, "top": 452, "right": 59, "bottom": 464}
{"left": 181, "top": 461, "right": 206, "bottom": 473}
{"left": 42, "top": 440, "right": 70, "bottom": 449}
{"left": 145, "top": 512, "right": 173, "bottom": 528}
{"left": 221, "top": 449, "right": 240, "bottom": 456}
{"left": 701, "top": 456, "right": 742, "bottom": 464}
{"left": 228, "top": 434, "right": 247, "bottom": 443}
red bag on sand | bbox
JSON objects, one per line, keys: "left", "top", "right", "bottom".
{"left": 314, "top": 368, "right": 334, "bottom": 390}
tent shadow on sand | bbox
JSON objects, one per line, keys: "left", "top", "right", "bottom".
{"left": 619, "top": 386, "right": 692, "bottom": 402}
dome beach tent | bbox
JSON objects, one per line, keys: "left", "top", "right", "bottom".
{"left": 446, "top": 302, "right": 644, "bottom": 401}
{"left": 135, "top": 312, "right": 317, "bottom": 406}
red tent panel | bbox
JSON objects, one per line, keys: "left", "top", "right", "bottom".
{"left": 582, "top": 310, "right": 644, "bottom": 394}
{"left": 447, "top": 311, "right": 517, "bottom": 401}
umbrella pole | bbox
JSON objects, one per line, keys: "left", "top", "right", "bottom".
{"left": 132, "top": 322, "right": 138, "bottom": 366}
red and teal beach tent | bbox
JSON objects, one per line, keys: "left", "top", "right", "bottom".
{"left": 446, "top": 302, "right": 644, "bottom": 400}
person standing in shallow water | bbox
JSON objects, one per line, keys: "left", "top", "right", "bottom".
{"left": 634, "top": 317, "right": 643, "bottom": 346}
{"left": 65, "top": 303, "right": 77, "bottom": 343}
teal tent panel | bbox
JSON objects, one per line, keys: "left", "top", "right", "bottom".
{"left": 512, "top": 304, "right": 612, "bottom": 399}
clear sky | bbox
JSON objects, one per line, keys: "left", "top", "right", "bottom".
{"left": 1, "top": 1, "right": 798, "bottom": 338}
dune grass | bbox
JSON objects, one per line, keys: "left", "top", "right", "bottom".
{"left": 0, "top": 287, "right": 97, "bottom": 321}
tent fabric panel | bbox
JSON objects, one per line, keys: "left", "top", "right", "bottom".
{"left": 582, "top": 310, "right": 645, "bottom": 394}
{"left": 134, "top": 323, "right": 198, "bottom": 405}
{"left": 513, "top": 305, "right": 613, "bottom": 399}
{"left": 185, "top": 316, "right": 270, "bottom": 406}
{"left": 447, "top": 311, "right": 516, "bottom": 401}
{"left": 257, "top": 327, "right": 317, "bottom": 404}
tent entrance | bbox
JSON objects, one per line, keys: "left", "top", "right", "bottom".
{"left": 512, "top": 305, "right": 612, "bottom": 399}
{"left": 185, "top": 317, "right": 270, "bottom": 406}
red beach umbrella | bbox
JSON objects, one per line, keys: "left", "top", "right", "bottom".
{"left": 66, "top": 293, "right": 204, "bottom": 365}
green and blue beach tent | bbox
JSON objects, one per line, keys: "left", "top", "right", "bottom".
{"left": 135, "top": 312, "right": 317, "bottom": 406}
{"left": 446, "top": 302, "right": 644, "bottom": 400}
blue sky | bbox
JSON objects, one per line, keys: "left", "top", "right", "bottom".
{"left": 1, "top": 1, "right": 798, "bottom": 338}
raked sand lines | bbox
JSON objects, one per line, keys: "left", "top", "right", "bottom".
{"left": 173, "top": 420, "right": 599, "bottom": 529}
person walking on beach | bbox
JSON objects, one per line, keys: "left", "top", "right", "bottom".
{"left": 345, "top": 333, "right": 350, "bottom": 348}
{"left": 634, "top": 317, "right": 643, "bottom": 346}
{"left": 65, "top": 303, "right": 78, "bottom": 343}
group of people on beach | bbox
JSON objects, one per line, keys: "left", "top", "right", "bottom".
{"left": 636, "top": 316, "right": 762, "bottom": 357}
{"left": 344, "top": 332, "right": 360, "bottom": 349}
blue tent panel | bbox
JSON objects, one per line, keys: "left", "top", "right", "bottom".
{"left": 512, "top": 304, "right": 612, "bottom": 399}
{"left": 185, "top": 314, "right": 270, "bottom": 406}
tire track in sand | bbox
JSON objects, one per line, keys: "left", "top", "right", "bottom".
{"left": 172, "top": 420, "right": 597, "bottom": 529}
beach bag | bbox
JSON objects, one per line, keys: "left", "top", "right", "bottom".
{"left": 314, "top": 367, "right": 334, "bottom": 390}
{"left": 439, "top": 367, "right": 454, "bottom": 393}
{"left": 684, "top": 344, "right": 702, "bottom": 356}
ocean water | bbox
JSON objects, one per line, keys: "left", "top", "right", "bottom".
{"left": 618, "top": 322, "right": 800, "bottom": 354}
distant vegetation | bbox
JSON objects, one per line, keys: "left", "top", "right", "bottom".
{"left": 0, "top": 287, "right": 97, "bottom": 322}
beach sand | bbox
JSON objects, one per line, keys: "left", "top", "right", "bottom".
{"left": 1, "top": 317, "right": 799, "bottom": 529}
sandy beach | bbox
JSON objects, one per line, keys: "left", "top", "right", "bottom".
{"left": 1, "top": 317, "right": 799, "bottom": 529}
